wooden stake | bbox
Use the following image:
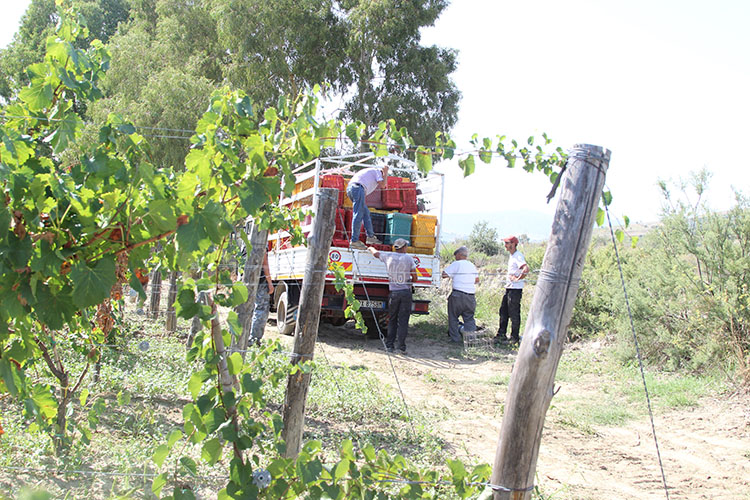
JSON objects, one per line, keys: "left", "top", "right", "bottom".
{"left": 492, "top": 144, "right": 611, "bottom": 499}
{"left": 148, "top": 268, "right": 162, "bottom": 319}
{"left": 165, "top": 271, "right": 180, "bottom": 333}
{"left": 233, "top": 220, "right": 269, "bottom": 358}
{"left": 281, "top": 188, "right": 337, "bottom": 458}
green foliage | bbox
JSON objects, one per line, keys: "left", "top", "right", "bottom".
{"left": 0, "top": 3, "right": 573, "bottom": 496}
{"left": 468, "top": 220, "right": 500, "bottom": 256}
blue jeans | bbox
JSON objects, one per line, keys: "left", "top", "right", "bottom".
{"left": 347, "top": 183, "right": 373, "bottom": 243}
{"left": 249, "top": 282, "right": 271, "bottom": 342}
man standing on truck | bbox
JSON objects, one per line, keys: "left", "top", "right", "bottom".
{"left": 368, "top": 238, "right": 418, "bottom": 354}
{"left": 495, "top": 235, "right": 529, "bottom": 345}
{"left": 347, "top": 165, "right": 388, "bottom": 250}
{"left": 442, "top": 246, "right": 479, "bottom": 343}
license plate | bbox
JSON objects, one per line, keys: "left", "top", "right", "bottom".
{"left": 360, "top": 300, "right": 385, "bottom": 309}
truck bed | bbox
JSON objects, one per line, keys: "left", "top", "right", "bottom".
{"left": 268, "top": 244, "right": 440, "bottom": 287}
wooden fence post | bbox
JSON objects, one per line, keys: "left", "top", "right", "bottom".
{"left": 492, "top": 144, "right": 611, "bottom": 499}
{"left": 233, "top": 220, "right": 269, "bottom": 358}
{"left": 281, "top": 188, "right": 337, "bottom": 458}
{"left": 148, "top": 268, "right": 162, "bottom": 319}
{"left": 165, "top": 271, "right": 180, "bottom": 333}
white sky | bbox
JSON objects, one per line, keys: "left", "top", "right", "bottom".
{"left": 3, "top": 0, "right": 749, "bottom": 226}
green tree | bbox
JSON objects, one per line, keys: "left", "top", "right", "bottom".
{"left": 0, "top": 0, "right": 130, "bottom": 101}
{"left": 468, "top": 220, "right": 500, "bottom": 256}
{"left": 96, "top": 0, "right": 460, "bottom": 167}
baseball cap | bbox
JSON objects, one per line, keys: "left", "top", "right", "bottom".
{"left": 503, "top": 236, "right": 519, "bottom": 245}
{"left": 392, "top": 238, "right": 409, "bottom": 249}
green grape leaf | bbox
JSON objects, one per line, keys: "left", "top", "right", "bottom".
{"left": 152, "top": 444, "right": 169, "bottom": 467}
{"left": 204, "top": 408, "right": 227, "bottom": 434}
{"left": 602, "top": 190, "right": 613, "bottom": 206}
{"left": 151, "top": 473, "right": 167, "bottom": 496}
{"left": 145, "top": 199, "right": 177, "bottom": 232}
{"left": 615, "top": 228, "right": 624, "bottom": 243}
{"left": 239, "top": 177, "right": 280, "bottom": 216}
{"left": 30, "top": 384, "right": 58, "bottom": 420}
{"left": 46, "top": 112, "right": 83, "bottom": 155}
{"left": 226, "top": 352, "right": 243, "bottom": 375}
{"left": 596, "top": 207, "right": 605, "bottom": 227}
{"left": 458, "top": 155, "right": 475, "bottom": 177}
{"left": 70, "top": 257, "right": 116, "bottom": 308}
{"left": 416, "top": 147, "right": 433, "bottom": 173}
{"left": 19, "top": 84, "right": 54, "bottom": 111}
{"left": 201, "top": 438, "right": 223, "bottom": 465}
{"left": 180, "top": 457, "right": 198, "bottom": 477}
{"left": 34, "top": 284, "right": 76, "bottom": 331}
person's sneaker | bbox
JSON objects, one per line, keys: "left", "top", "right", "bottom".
{"left": 398, "top": 347, "right": 407, "bottom": 355}
{"left": 383, "top": 346, "right": 395, "bottom": 353}
{"left": 350, "top": 240, "right": 367, "bottom": 250}
{"left": 365, "top": 235, "right": 381, "bottom": 245}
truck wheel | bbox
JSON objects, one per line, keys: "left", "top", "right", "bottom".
{"left": 363, "top": 315, "right": 388, "bottom": 339}
{"left": 327, "top": 316, "right": 348, "bottom": 327}
{"left": 276, "top": 291, "right": 297, "bottom": 336}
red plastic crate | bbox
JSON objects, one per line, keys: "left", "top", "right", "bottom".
{"left": 400, "top": 181, "right": 418, "bottom": 214}
{"left": 321, "top": 174, "right": 345, "bottom": 206}
{"left": 382, "top": 177, "right": 403, "bottom": 209}
{"left": 334, "top": 208, "right": 348, "bottom": 241}
{"left": 332, "top": 238, "right": 350, "bottom": 248}
{"left": 365, "top": 186, "right": 383, "bottom": 209}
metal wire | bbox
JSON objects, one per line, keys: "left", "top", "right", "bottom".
{"left": 605, "top": 204, "right": 670, "bottom": 500}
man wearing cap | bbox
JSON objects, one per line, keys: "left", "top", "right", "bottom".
{"left": 347, "top": 166, "right": 388, "bottom": 250}
{"left": 442, "top": 246, "right": 479, "bottom": 343}
{"left": 368, "top": 238, "right": 418, "bottom": 354}
{"left": 496, "top": 236, "right": 529, "bottom": 344}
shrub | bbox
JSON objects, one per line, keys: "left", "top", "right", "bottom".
{"left": 468, "top": 220, "right": 500, "bottom": 256}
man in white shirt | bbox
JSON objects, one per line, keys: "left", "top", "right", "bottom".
{"left": 442, "top": 246, "right": 480, "bottom": 343}
{"left": 495, "top": 236, "right": 529, "bottom": 344}
{"left": 347, "top": 166, "right": 388, "bottom": 250}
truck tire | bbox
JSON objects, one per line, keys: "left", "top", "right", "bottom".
{"left": 363, "top": 314, "right": 388, "bottom": 339}
{"left": 276, "top": 291, "right": 297, "bottom": 336}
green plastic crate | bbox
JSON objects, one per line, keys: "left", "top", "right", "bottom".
{"left": 384, "top": 212, "right": 412, "bottom": 245}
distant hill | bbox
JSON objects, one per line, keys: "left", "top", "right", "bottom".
{"left": 440, "top": 210, "right": 555, "bottom": 242}
{"left": 440, "top": 210, "right": 659, "bottom": 243}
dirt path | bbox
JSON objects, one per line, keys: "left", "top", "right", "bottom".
{"left": 270, "top": 322, "right": 750, "bottom": 499}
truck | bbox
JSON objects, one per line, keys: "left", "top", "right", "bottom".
{"left": 266, "top": 152, "right": 445, "bottom": 338}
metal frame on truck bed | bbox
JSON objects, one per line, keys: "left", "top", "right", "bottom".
{"left": 266, "top": 152, "right": 445, "bottom": 337}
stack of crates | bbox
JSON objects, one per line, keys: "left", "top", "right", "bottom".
{"left": 289, "top": 171, "right": 437, "bottom": 254}
{"left": 409, "top": 214, "right": 437, "bottom": 254}
{"left": 332, "top": 208, "right": 349, "bottom": 247}
{"left": 320, "top": 174, "right": 345, "bottom": 206}
{"left": 401, "top": 182, "right": 418, "bottom": 214}
{"left": 382, "top": 176, "right": 403, "bottom": 210}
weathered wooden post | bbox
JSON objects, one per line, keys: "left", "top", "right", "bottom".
{"left": 281, "top": 188, "right": 337, "bottom": 458}
{"left": 492, "top": 144, "right": 611, "bottom": 499}
{"left": 165, "top": 271, "right": 180, "bottom": 333}
{"left": 148, "top": 268, "right": 162, "bottom": 319}
{"left": 233, "top": 219, "right": 269, "bottom": 358}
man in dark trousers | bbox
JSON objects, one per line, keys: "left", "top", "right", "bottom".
{"left": 368, "top": 238, "right": 417, "bottom": 354}
{"left": 495, "top": 235, "right": 529, "bottom": 344}
{"left": 442, "top": 246, "right": 479, "bottom": 343}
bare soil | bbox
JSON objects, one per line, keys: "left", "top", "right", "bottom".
{"left": 271, "top": 321, "right": 750, "bottom": 500}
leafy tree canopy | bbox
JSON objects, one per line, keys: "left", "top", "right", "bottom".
{"left": 0, "top": 0, "right": 130, "bottom": 101}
